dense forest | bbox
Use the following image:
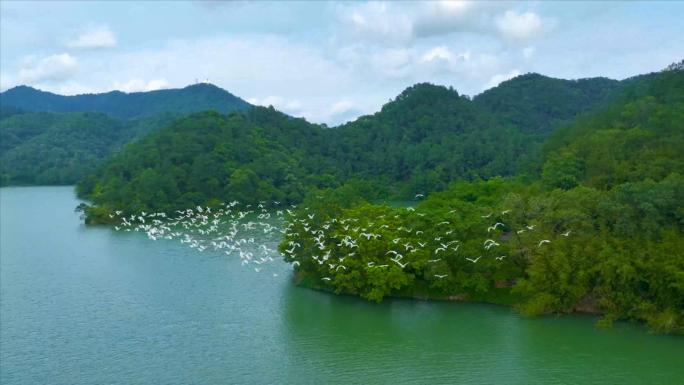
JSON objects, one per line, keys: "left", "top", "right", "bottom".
{"left": 279, "top": 67, "right": 683, "bottom": 333}
{"left": 0, "top": 110, "right": 174, "bottom": 185}
{"left": 76, "top": 73, "right": 623, "bottom": 220}
{"left": 0, "top": 84, "right": 252, "bottom": 185}
{"left": 6, "top": 65, "right": 682, "bottom": 333}
{"left": 75, "top": 107, "right": 338, "bottom": 218}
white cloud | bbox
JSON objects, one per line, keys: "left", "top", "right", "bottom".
{"left": 67, "top": 25, "right": 117, "bottom": 49}
{"left": 336, "top": 2, "right": 518, "bottom": 44}
{"left": 522, "top": 46, "right": 536, "bottom": 59}
{"left": 495, "top": 11, "right": 544, "bottom": 40}
{"left": 412, "top": 0, "right": 482, "bottom": 38}
{"left": 420, "top": 46, "right": 453, "bottom": 63}
{"left": 486, "top": 69, "right": 521, "bottom": 89}
{"left": 306, "top": 99, "right": 366, "bottom": 125}
{"left": 420, "top": 46, "right": 470, "bottom": 64}
{"left": 368, "top": 48, "right": 412, "bottom": 78}
{"left": 247, "top": 95, "right": 303, "bottom": 114}
{"left": 338, "top": 2, "right": 414, "bottom": 45}
{"left": 43, "top": 81, "right": 97, "bottom": 95}
{"left": 0, "top": 72, "right": 15, "bottom": 91}
{"left": 17, "top": 53, "right": 78, "bottom": 83}
{"left": 329, "top": 100, "right": 355, "bottom": 116}
{"left": 113, "top": 78, "right": 170, "bottom": 92}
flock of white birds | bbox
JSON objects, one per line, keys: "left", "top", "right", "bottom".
{"left": 110, "top": 196, "right": 570, "bottom": 283}
{"left": 111, "top": 200, "right": 291, "bottom": 276}
{"left": 278, "top": 204, "right": 567, "bottom": 282}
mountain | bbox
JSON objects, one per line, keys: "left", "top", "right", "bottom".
{"left": 0, "top": 83, "right": 251, "bottom": 119}
{"left": 69, "top": 68, "right": 683, "bottom": 332}
{"left": 75, "top": 107, "right": 337, "bottom": 217}
{"left": 538, "top": 66, "right": 684, "bottom": 190}
{"left": 327, "top": 83, "right": 530, "bottom": 190}
{"left": 0, "top": 105, "right": 26, "bottom": 119}
{"left": 473, "top": 73, "right": 620, "bottom": 133}
{"left": 76, "top": 73, "right": 623, "bottom": 220}
{"left": 0, "top": 111, "right": 175, "bottom": 185}
{"left": 280, "top": 68, "right": 684, "bottom": 333}
{"left": 0, "top": 83, "right": 254, "bottom": 185}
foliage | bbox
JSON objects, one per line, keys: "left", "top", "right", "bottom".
{"left": 0, "top": 83, "right": 253, "bottom": 186}
{"left": 279, "top": 68, "right": 684, "bottom": 333}
{"left": 281, "top": 175, "right": 683, "bottom": 333}
{"left": 78, "top": 74, "right": 623, "bottom": 216}
{"left": 5, "top": 67, "right": 682, "bottom": 332}
{"left": 0, "top": 111, "right": 173, "bottom": 185}
{"left": 75, "top": 108, "right": 342, "bottom": 221}
{"left": 474, "top": 73, "right": 620, "bottom": 133}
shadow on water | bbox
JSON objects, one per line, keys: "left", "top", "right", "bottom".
{"left": 277, "top": 280, "right": 683, "bottom": 384}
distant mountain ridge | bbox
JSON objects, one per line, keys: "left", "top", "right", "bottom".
{"left": 0, "top": 71, "right": 655, "bottom": 189}
{"left": 0, "top": 83, "right": 252, "bottom": 119}
{"left": 0, "top": 83, "right": 253, "bottom": 185}
{"left": 75, "top": 71, "right": 642, "bottom": 216}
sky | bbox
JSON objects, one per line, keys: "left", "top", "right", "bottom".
{"left": 1, "top": 1, "right": 682, "bottom": 125}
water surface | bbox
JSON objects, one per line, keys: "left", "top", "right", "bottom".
{"left": 1, "top": 186, "right": 682, "bottom": 384}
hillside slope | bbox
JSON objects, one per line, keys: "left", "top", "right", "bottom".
{"left": 0, "top": 83, "right": 254, "bottom": 185}
{"left": 0, "top": 112, "right": 175, "bottom": 185}
{"left": 280, "top": 68, "right": 684, "bottom": 333}
{"left": 77, "top": 73, "right": 622, "bottom": 217}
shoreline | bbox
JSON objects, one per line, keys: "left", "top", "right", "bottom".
{"left": 291, "top": 270, "right": 606, "bottom": 316}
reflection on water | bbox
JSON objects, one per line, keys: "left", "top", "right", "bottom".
{"left": 1, "top": 187, "right": 682, "bottom": 385}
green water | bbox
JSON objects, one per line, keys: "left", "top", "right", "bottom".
{"left": 1, "top": 186, "right": 682, "bottom": 384}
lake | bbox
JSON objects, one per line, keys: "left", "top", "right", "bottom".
{"left": 1, "top": 186, "right": 682, "bottom": 384}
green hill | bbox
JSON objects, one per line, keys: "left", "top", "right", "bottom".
{"left": 75, "top": 108, "right": 337, "bottom": 217}
{"left": 0, "top": 83, "right": 251, "bottom": 119}
{"left": 0, "top": 111, "right": 175, "bottom": 185}
{"left": 279, "top": 68, "right": 683, "bottom": 333}
{"left": 474, "top": 73, "right": 620, "bottom": 133}
{"left": 76, "top": 73, "right": 622, "bottom": 220}
{"left": 0, "top": 83, "right": 254, "bottom": 185}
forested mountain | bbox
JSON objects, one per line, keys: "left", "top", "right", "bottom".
{"left": 0, "top": 111, "right": 175, "bottom": 185}
{"left": 0, "top": 83, "right": 251, "bottom": 119}
{"left": 0, "top": 83, "right": 253, "bottom": 185}
{"left": 58, "top": 65, "right": 684, "bottom": 332}
{"left": 328, "top": 84, "right": 527, "bottom": 193}
{"left": 279, "top": 67, "right": 683, "bottom": 333}
{"left": 539, "top": 68, "right": 684, "bottom": 189}
{"left": 76, "top": 73, "right": 633, "bottom": 219}
{"left": 76, "top": 108, "right": 338, "bottom": 217}
{"left": 0, "top": 105, "right": 26, "bottom": 119}
{"left": 473, "top": 74, "right": 620, "bottom": 133}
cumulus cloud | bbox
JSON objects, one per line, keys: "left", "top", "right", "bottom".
{"left": 420, "top": 46, "right": 470, "bottom": 64}
{"left": 336, "top": 2, "right": 545, "bottom": 44}
{"left": 368, "top": 48, "right": 413, "bottom": 78}
{"left": 247, "top": 95, "right": 363, "bottom": 124}
{"left": 67, "top": 25, "right": 117, "bottom": 49}
{"left": 486, "top": 69, "right": 521, "bottom": 89}
{"left": 17, "top": 53, "right": 78, "bottom": 83}
{"left": 247, "top": 95, "right": 303, "bottom": 114}
{"left": 522, "top": 46, "right": 536, "bottom": 59}
{"left": 495, "top": 11, "right": 545, "bottom": 40}
{"left": 338, "top": 2, "right": 413, "bottom": 45}
{"left": 0, "top": 73, "right": 15, "bottom": 91}
{"left": 307, "top": 99, "right": 367, "bottom": 125}
{"left": 113, "top": 78, "right": 170, "bottom": 92}
{"left": 412, "top": 0, "right": 484, "bottom": 38}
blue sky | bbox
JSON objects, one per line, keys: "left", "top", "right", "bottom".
{"left": 1, "top": 1, "right": 682, "bottom": 125}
